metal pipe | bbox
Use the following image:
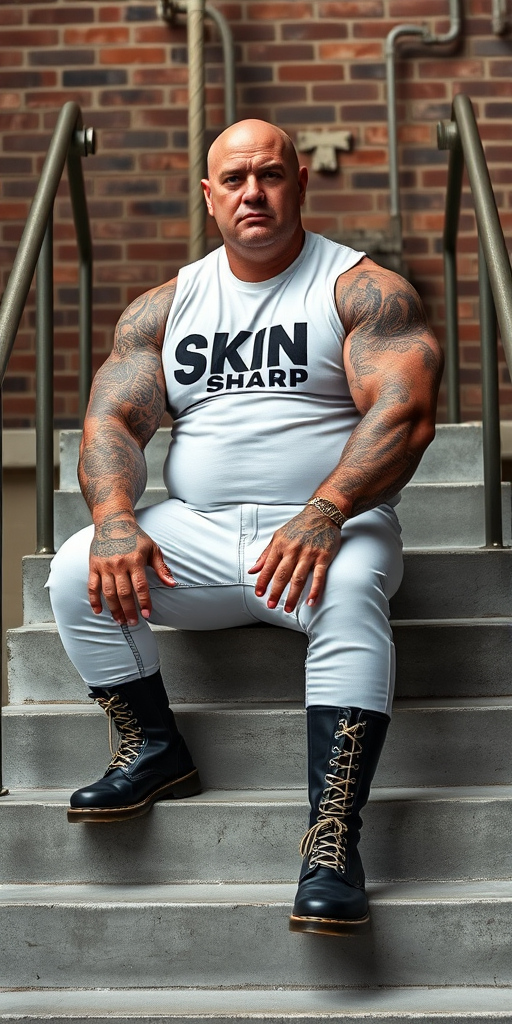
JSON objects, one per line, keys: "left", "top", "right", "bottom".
{"left": 187, "top": 0, "right": 206, "bottom": 262}
{"left": 441, "top": 135, "right": 464, "bottom": 423}
{"left": 492, "top": 0, "right": 508, "bottom": 34}
{"left": 479, "top": 237, "right": 503, "bottom": 547}
{"left": 35, "top": 211, "right": 55, "bottom": 555}
{"left": 204, "top": 2, "right": 236, "bottom": 126}
{"left": 161, "top": 0, "right": 236, "bottom": 128}
{"left": 0, "top": 102, "right": 83, "bottom": 383}
{"left": 385, "top": 0, "right": 462, "bottom": 253}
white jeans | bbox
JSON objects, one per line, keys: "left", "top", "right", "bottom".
{"left": 47, "top": 500, "right": 403, "bottom": 716}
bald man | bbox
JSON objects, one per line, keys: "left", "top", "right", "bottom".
{"left": 48, "top": 119, "right": 442, "bottom": 935}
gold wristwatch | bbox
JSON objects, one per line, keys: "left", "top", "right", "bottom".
{"left": 306, "top": 496, "right": 348, "bottom": 528}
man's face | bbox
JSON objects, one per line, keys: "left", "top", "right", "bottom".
{"left": 202, "top": 123, "right": 308, "bottom": 254}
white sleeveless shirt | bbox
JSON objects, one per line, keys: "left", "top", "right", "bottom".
{"left": 161, "top": 231, "right": 365, "bottom": 508}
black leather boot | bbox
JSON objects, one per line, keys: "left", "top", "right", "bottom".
{"left": 68, "top": 670, "right": 201, "bottom": 822}
{"left": 289, "top": 705, "right": 389, "bottom": 936}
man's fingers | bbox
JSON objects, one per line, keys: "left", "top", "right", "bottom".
{"left": 87, "top": 570, "right": 104, "bottom": 615}
{"left": 151, "top": 546, "right": 176, "bottom": 589}
{"left": 283, "top": 559, "right": 318, "bottom": 613}
{"left": 304, "top": 561, "right": 328, "bottom": 609}
{"left": 248, "top": 544, "right": 271, "bottom": 575}
{"left": 254, "top": 549, "right": 282, "bottom": 597}
{"left": 265, "top": 557, "right": 299, "bottom": 609}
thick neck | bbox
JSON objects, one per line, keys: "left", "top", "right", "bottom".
{"left": 224, "top": 226, "right": 305, "bottom": 282}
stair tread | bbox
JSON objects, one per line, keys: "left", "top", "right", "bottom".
{"left": 2, "top": 878, "right": 512, "bottom": 905}
{"left": 5, "top": 696, "right": 512, "bottom": 714}
{"left": 2, "top": 985, "right": 512, "bottom": 1016}
{"left": 10, "top": 616, "right": 512, "bottom": 633}
{"left": 4, "top": 784, "right": 512, "bottom": 804}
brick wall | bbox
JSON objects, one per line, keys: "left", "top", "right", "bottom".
{"left": 0, "top": 0, "right": 511, "bottom": 427}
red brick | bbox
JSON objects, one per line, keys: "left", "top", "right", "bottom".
{"left": 310, "top": 193, "right": 373, "bottom": 212}
{"left": 0, "top": 29, "right": 58, "bottom": 46}
{"left": 135, "top": 26, "right": 186, "bottom": 43}
{"left": 99, "top": 7, "right": 122, "bottom": 22}
{"left": 343, "top": 149, "right": 387, "bottom": 166}
{"left": 341, "top": 104, "right": 387, "bottom": 122}
{"left": 390, "top": 0, "right": 448, "bottom": 13}
{"left": 100, "top": 47, "right": 167, "bottom": 64}
{"left": 135, "top": 109, "right": 188, "bottom": 127}
{"left": 29, "top": 8, "right": 95, "bottom": 24}
{"left": 0, "top": 94, "right": 21, "bottom": 110}
{"left": 282, "top": 22, "right": 347, "bottom": 40}
{"left": 133, "top": 68, "right": 188, "bottom": 85}
{"left": 0, "top": 9, "right": 23, "bottom": 23}
{"left": 0, "top": 202, "right": 28, "bottom": 220}
{"left": 397, "top": 82, "right": 447, "bottom": 100}
{"left": 281, "top": 65, "right": 346, "bottom": 82}
{"left": 140, "top": 153, "right": 189, "bottom": 171}
{"left": 0, "top": 51, "right": 23, "bottom": 67}
{"left": 127, "top": 243, "right": 188, "bottom": 260}
{"left": 248, "top": 2, "right": 313, "bottom": 17}
{"left": 247, "top": 44, "right": 314, "bottom": 61}
{"left": 232, "top": 25, "right": 275, "bottom": 41}
{"left": 319, "top": 2, "right": 383, "bottom": 15}
{"left": 0, "top": 113, "right": 39, "bottom": 131}
{"left": 100, "top": 88, "right": 164, "bottom": 106}
{"left": 26, "top": 90, "right": 92, "bottom": 108}
{"left": 420, "top": 59, "right": 484, "bottom": 79}
{"left": 319, "top": 42, "right": 382, "bottom": 60}
{"left": 64, "top": 27, "right": 130, "bottom": 44}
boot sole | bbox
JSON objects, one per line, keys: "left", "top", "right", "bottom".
{"left": 67, "top": 769, "right": 202, "bottom": 823}
{"left": 289, "top": 912, "right": 370, "bottom": 936}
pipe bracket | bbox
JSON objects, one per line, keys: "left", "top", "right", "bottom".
{"left": 437, "top": 119, "right": 461, "bottom": 152}
{"left": 72, "top": 127, "right": 96, "bottom": 157}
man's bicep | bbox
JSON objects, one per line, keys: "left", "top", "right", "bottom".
{"left": 339, "top": 266, "right": 442, "bottom": 415}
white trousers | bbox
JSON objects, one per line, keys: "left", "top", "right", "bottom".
{"left": 47, "top": 500, "right": 403, "bottom": 716}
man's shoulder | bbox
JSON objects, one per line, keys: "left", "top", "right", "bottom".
{"left": 115, "top": 277, "right": 179, "bottom": 353}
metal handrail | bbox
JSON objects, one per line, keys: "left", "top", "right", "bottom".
{"left": 438, "top": 92, "right": 512, "bottom": 547}
{"left": 0, "top": 101, "right": 95, "bottom": 793}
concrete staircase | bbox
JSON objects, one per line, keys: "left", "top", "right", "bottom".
{"left": 2, "top": 422, "right": 512, "bottom": 1021}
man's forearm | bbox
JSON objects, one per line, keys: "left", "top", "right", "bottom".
{"left": 78, "top": 416, "right": 148, "bottom": 526}
{"left": 313, "top": 402, "right": 435, "bottom": 518}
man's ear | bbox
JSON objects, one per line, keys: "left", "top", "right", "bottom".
{"left": 298, "top": 166, "right": 308, "bottom": 207}
{"left": 201, "top": 179, "right": 215, "bottom": 217}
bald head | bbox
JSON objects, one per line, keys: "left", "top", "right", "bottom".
{"left": 207, "top": 119, "right": 299, "bottom": 177}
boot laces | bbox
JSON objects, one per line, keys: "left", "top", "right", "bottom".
{"left": 93, "top": 692, "right": 144, "bottom": 772}
{"left": 299, "top": 718, "right": 366, "bottom": 872}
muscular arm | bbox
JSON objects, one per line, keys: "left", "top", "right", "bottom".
{"left": 250, "top": 258, "right": 443, "bottom": 611}
{"left": 79, "top": 279, "right": 177, "bottom": 623}
{"left": 317, "top": 258, "right": 443, "bottom": 516}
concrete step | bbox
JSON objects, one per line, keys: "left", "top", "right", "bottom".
{"left": 52, "top": 481, "right": 512, "bottom": 550}
{"left": 2, "top": 986, "right": 512, "bottom": 1022}
{"left": 58, "top": 423, "right": 486, "bottom": 489}
{"left": 2, "top": 879, "right": 512, "bottom": 988}
{"left": 1, "top": 785, "right": 511, "bottom": 886}
{"left": 8, "top": 618, "right": 512, "bottom": 705}
{"left": 21, "top": 547, "right": 512, "bottom": 625}
{"left": 3, "top": 699, "right": 512, "bottom": 791}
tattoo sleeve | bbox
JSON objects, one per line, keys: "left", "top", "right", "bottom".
{"left": 318, "top": 263, "right": 443, "bottom": 517}
{"left": 78, "top": 279, "right": 176, "bottom": 524}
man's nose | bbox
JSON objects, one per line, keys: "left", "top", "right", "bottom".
{"left": 243, "top": 176, "right": 265, "bottom": 203}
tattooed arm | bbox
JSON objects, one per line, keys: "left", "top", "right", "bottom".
{"left": 79, "top": 279, "right": 177, "bottom": 624}
{"left": 249, "top": 258, "right": 443, "bottom": 613}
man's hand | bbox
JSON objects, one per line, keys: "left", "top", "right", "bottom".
{"left": 88, "top": 511, "right": 175, "bottom": 626}
{"left": 248, "top": 506, "right": 341, "bottom": 613}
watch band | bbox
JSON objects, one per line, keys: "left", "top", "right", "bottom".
{"left": 306, "top": 496, "right": 348, "bottom": 528}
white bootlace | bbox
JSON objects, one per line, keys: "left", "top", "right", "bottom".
{"left": 299, "top": 718, "right": 366, "bottom": 871}
{"left": 93, "top": 692, "right": 144, "bottom": 771}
